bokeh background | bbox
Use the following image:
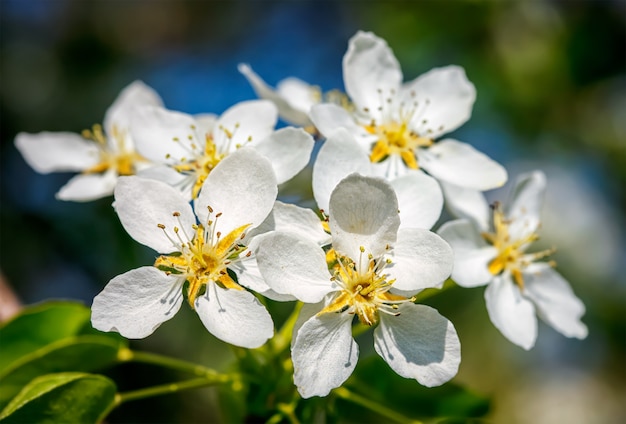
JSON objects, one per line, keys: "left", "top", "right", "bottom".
{"left": 1, "top": 1, "right": 624, "bottom": 423}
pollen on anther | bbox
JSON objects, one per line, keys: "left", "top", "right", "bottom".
{"left": 173, "top": 212, "right": 181, "bottom": 217}
{"left": 215, "top": 212, "right": 223, "bottom": 218}
{"left": 157, "top": 223, "right": 166, "bottom": 229}
{"left": 208, "top": 205, "right": 214, "bottom": 213}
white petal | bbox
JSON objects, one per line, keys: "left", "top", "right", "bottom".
{"left": 193, "top": 113, "right": 218, "bottom": 137}
{"left": 402, "top": 66, "right": 475, "bottom": 139}
{"left": 485, "top": 275, "right": 537, "bottom": 350}
{"left": 387, "top": 228, "right": 453, "bottom": 293}
{"left": 114, "top": 176, "right": 195, "bottom": 253}
{"left": 420, "top": 139, "right": 508, "bottom": 190}
{"left": 56, "top": 170, "right": 118, "bottom": 202}
{"left": 309, "top": 103, "right": 372, "bottom": 143}
{"left": 15, "top": 132, "right": 100, "bottom": 173}
{"left": 130, "top": 106, "right": 198, "bottom": 164}
{"left": 505, "top": 171, "right": 547, "bottom": 240}
{"left": 292, "top": 312, "right": 358, "bottom": 398}
{"left": 440, "top": 181, "right": 490, "bottom": 232}
{"left": 312, "top": 127, "right": 372, "bottom": 213}
{"left": 230, "top": 253, "right": 297, "bottom": 302}
{"left": 195, "top": 283, "right": 274, "bottom": 348}
{"left": 91, "top": 266, "right": 183, "bottom": 339}
{"left": 374, "top": 303, "right": 460, "bottom": 387}
{"left": 246, "top": 201, "right": 330, "bottom": 247}
{"left": 523, "top": 264, "right": 588, "bottom": 339}
{"left": 276, "top": 78, "right": 319, "bottom": 114}
{"left": 214, "top": 100, "right": 277, "bottom": 153}
{"left": 291, "top": 301, "right": 324, "bottom": 350}
{"left": 343, "top": 31, "right": 402, "bottom": 119}
{"left": 238, "top": 63, "right": 313, "bottom": 127}
{"left": 252, "top": 127, "right": 314, "bottom": 184}
{"left": 255, "top": 232, "right": 335, "bottom": 302}
{"left": 390, "top": 172, "right": 443, "bottom": 230}
{"left": 438, "top": 220, "right": 496, "bottom": 288}
{"left": 104, "top": 80, "right": 164, "bottom": 135}
{"left": 194, "top": 148, "right": 277, "bottom": 236}
{"left": 329, "top": 174, "right": 400, "bottom": 261}
{"left": 136, "top": 164, "right": 193, "bottom": 199}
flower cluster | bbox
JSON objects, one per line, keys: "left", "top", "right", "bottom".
{"left": 16, "top": 30, "right": 587, "bottom": 398}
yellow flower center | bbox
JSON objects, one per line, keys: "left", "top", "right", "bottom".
{"left": 82, "top": 124, "right": 147, "bottom": 176}
{"left": 153, "top": 211, "right": 251, "bottom": 308}
{"left": 173, "top": 134, "right": 226, "bottom": 199}
{"left": 319, "top": 246, "right": 414, "bottom": 326}
{"left": 365, "top": 120, "right": 433, "bottom": 169}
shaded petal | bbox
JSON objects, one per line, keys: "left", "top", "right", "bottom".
{"left": 130, "top": 106, "right": 198, "bottom": 164}
{"left": 193, "top": 113, "right": 218, "bottom": 137}
{"left": 230, "top": 252, "right": 297, "bottom": 302}
{"left": 343, "top": 31, "right": 402, "bottom": 119}
{"left": 291, "top": 301, "right": 324, "bottom": 350}
{"left": 485, "top": 275, "right": 537, "bottom": 350}
{"left": 390, "top": 172, "right": 443, "bottom": 230}
{"left": 214, "top": 100, "right": 277, "bottom": 153}
{"left": 195, "top": 283, "right": 274, "bottom": 348}
{"left": 419, "top": 139, "right": 507, "bottom": 190}
{"left": 252, "top": 127, "right": 314, "bottom": 184}
{"left": 238, "top": 63, "right": 313, "bottom": 127}
{"left": 195, "top": 148, "right": 277, "bottom": 236}
{"left": 329, "top": 174, "right": 400, "bottom": 261}
{"left": 15, "top": 132, "right": 100, "bottom": 173}
{"left": 255, "top": 232, "right": 335, "bottom": 302}
{"left": 374, "top": 303, "right": 460, "bottom": 387}
{"left": 402, "top": 66, "right": 475, "bottom": 139}
{"left": 292, "top": 312, "right": 358, "bottom": 398}
{"left": 137, "top": 164, "right": 193, "bottom": 200}
{"left": 312, "top": 127, "right": 372, "bottom": 213}
{"left": 438, "top": 219, "right": 496, "bottom": 287}
{"left": 114, "top": 176, "right": 195, "bottom": 253}
{"left": 309, "top": 103, "right": 373, "bottom": 144}
{"left": 440, "top": 181, "right": 490, "bottom": 232}
{"left": 104, "top": 80, "right": 163, "bottom": 135}
{"left": 505, "top": 171, "right": 547, "bottom": 240}
{"left": 387, "top": 228, "right": 453, "bottom": 293}
{"left": 56, "top": 170, "right": 117, "bottom": 202}
{"left": 523, "top": 263, "right": 588, "bottom": 339}
{"left": 91, "top": 266, "right": 183, "bottom": 339}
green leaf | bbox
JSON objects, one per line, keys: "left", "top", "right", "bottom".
{"left": 0, "top": 336, "right": 122, "bottom": 408}
{"left": 0, "top": 372, "right": 117, "bottom": 423}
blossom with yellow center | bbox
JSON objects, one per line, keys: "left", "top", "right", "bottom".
{"left": 256, "top": 174, "right": 458, "bottom": 398}
{"left": 15, "top": 81, "right": 161, "bottom": 201}
{"left": 91, "top": 148, "right": 278, "bottom": 349}
{"left": 129, "top": 99, "right": 314, "bottom": 200}
{"left": 439, "top": 171, "right": 588, "bottom": 350}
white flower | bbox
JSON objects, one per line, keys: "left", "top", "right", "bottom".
{"left": 130, "top": 99, "right": 314, "bottom": 200}
{"left": 91, "top": 148, "right": 277, "bottom": 348}
{"left": 14, "top": 81, "right": 162, "bottom": 201}
{"left": 256, "top": 174, "right": 459, "bottom": 398}
{"left": 438, "top": 171, "right": 588, "bottom": 350}
{"left": 310, "top": 31, "right": 507, "bottom": 189}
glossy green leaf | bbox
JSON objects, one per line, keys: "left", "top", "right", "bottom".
{"left": 0, "top": 336, "right": 122, "bottom": 408}
{"left": 0, "top": 372, "right": 117, "bottom": 423}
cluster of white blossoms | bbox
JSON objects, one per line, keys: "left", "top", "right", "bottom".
{"left": 16, "top": 30, "right": 587, "bottom": 397}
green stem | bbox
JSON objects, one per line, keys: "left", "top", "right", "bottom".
{"left": 272, "top": 301, "right": 303, "bottom": 354}
{"left": 118, "top": 348, "right": 218, "bottom": 378}
{"left": 116, "top": 375, "right": 230, "bottom": 404}
{"left": 414, "top": 278, "right": 455, "bottom": 302}
{"left": 333, "top": 387, "right": 422, "bottom": 424}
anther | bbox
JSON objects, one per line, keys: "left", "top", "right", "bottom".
{"left": 157, "top": 224, "right": 166, "bottom": 229}
{"left": 173, "top": 212, "right": 180, "bottom": 217}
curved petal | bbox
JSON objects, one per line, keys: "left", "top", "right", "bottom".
{"left": 402, "top": 66, "right": 476, "bottom": 139}
{"left": 312, "top": 127, "right": 372, "bottom": 213}
{"left": 255, "top": 232, "right": 335, "bottom": 302}
{"left": 194, "top": 148, "right": 277, "bottom": 236}
{"left": 56, "top": 170, "right": 117, "bottom": 202}
{"left": 329, "top": 174, "right": 400, "bottom": 262}
{"left": 292, "top": 312, "right": 358, "bottom": 398}
{"left": 505, "top": 171, "right": 547, "bottom": 240}
{"left": 252, "top": 127, "right": 314, "bottom": 184}
{"left": 193, "top": 113, "right": 218, "bottom": 138}
{"left": 390, "top": 172, "right": 443, "bottom": 230}
{"left": 387, "top": 228, "right": 453, "bottom": 293}
{"left": 137, "top": 164, "right": 193, "bottom": 199}
{"left": 309, "top": 103, "right": 372, "bottom": 143}
{"left": 440, "top": 181, "right": 490, "bottom": 232}
{"left": 343, "top": 31, "right": 402, "bottom": 119}
{"left": 438, "top": 219, "right": 496, "bottom": 287}
{"left": 130, "top": 105, "right": 198, "bottom": 164}
{"left": 276, "top": 78, "right": 319, "bottom": 114}
{"left": 523, "top": 263, "right": 588, "bottom": 339}
{"left": 15, "top": 132, "right": 100, "bottom": 173}
{"left": 214, "top": 100, "right": 277, "bottom": 153}
{"left": 195, "top": 283, "right": 274, "bottom": 348}
{"left": 114, "top": 176, "right": 195, "bottom": 253}
{"left": 91, "top": 266, "right": 183, "bottom": 339}
{"left": 374, "top": 303, "right": 460, "bottom": 387}
{"left": 485, "top": 275, "right": 537, "bottom": 350}
{"left": 238, "top": 63, "right": 313, "bottom": 127}
{"left": 419, "top": 139, "right": 507, "bottom": 190}
{"left": 104, "top": 80, "right": 164, "bottom": 135}
{"left": 230, "top": 253, "right": 297, "bottom": 302}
